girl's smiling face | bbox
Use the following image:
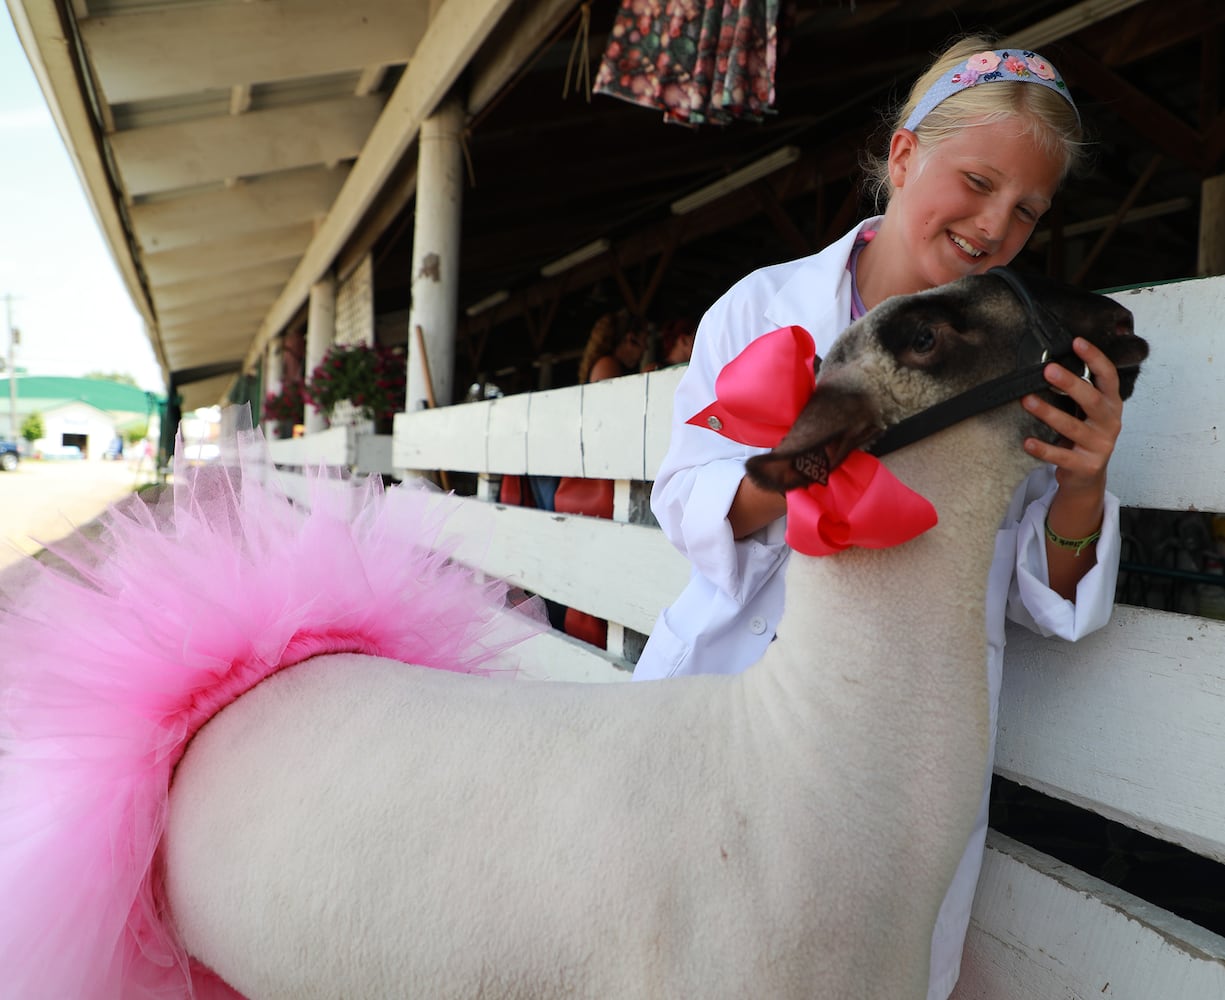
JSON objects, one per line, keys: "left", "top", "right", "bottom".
{"left": 885, "top": 118, "right": 1065, "bottom": 290}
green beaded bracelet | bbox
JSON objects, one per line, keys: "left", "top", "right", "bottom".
{"left": 1044, "top": 515, "right": 1101, "bottom": 557}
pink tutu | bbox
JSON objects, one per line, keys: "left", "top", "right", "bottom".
{"left": 0, "top": 412, "right": 543, "bottom": 999}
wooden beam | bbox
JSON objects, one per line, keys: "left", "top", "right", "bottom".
{"left": 521, "top": 294, "right": 561, "bottom": 353}
{"left": 820, "top": 182, "right": 864, "bottom": 249}
{"left": 1056, "top": 42, "right": 1205, "bottom": 173}
{"left": 467, "top": 0, "right": 581, "bottom": 119}
{"left": 228, "top": 84, "right": 251, "bottom": 117}
{"left": 960, "top": 833, "right": 1225, "bottom": 1000}
{"left": 636, "top": 233, "right": 678, "bottom": 319}
{"left": 754, "top": 179, "right": 812, "bottom": 258}
{"left": 79, "top": 0, "right": 427, "bottom": 104}
{"left": 1029, "top": 196, "right": 1193, "bottom": 247}
{"left": 609, "top": 253, "right": 641, "bottom": 317}
{"left": 355, "top": 65, "right": 388, "bottom": 98}
{"left": 1082, "top": 0, "right": 1225, "bottom": 68}
{"left": 143, "top": 222, "right": 315, "bottom": 285}
{"left": 130, "top": 167, "right": 347, "bottom": 253}
{"left": 152, "top": 259, "right": 299, "bottom": 311}
{"left": 1073, "top": 153, "right": 1161, "bottom": 284}
{"left": 1000, "top": 0, "right": 1151, "bottom": 50}
{"left": 176, "top": 372, "right": 245, "bottom": 412}
{"left": 242, "top": 0, "right": 520, "bottom": 375}
{"left": 161, "top": 307, "right": 269, "bottom": 342}
{"left": 336, "top": 161, "right": 418, "bottom": 282}
{"left": 111, "top": 96, "right": 382, "bottom": 197}
{"left": 158, "top": 286, "right": 284, "bottom": 326}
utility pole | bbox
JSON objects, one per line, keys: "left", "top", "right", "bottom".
{"left": 4, "top": 294, "right": 17, "bottom": 444}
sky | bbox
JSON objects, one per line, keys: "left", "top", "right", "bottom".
{"left": 1, "top": 11, "right": 165, "bottom": 393}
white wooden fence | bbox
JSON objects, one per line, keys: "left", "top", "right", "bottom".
{"left": 267, "top": 274, "right": 1225, "bottom": 997}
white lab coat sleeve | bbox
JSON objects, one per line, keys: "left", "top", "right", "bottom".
{"left": 1004, "top": 466, "right": 1122, "bottom": 641}
{"left": 650, "top": 278, "right": 791, "bottom": 606}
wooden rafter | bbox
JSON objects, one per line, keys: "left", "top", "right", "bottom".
{"left": 1058, "top": 41, "right": 1205, "bottom": 173}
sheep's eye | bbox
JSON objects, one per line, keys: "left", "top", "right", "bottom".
{"left": 910, "top": 328, "right": 937, "bottom": 354}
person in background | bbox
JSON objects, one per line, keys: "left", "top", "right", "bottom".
{"left": 578, "top": 310, "right": 648, "bottom": 384}
{"left": 645, "top": 318, "right": 697, "bottom": 372}
{"left": 634, "top": 35, "right": 1132, "bottom": 1000}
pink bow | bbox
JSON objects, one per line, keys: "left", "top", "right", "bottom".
{"left": 688, "top": 326, "right": 937, "bottom": 556}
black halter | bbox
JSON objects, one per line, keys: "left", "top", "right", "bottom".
{"left": 866, "top": 267, "right": 1087, "bottom": 458}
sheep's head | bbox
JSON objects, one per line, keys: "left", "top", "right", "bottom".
{"left": 746, "top": 271, "right": 1148, "bottom": 494}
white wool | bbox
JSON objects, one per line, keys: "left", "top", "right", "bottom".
{"left": 167, "top": 412, "right": 1033, "bottom": 1000}
{"left": 166, "top": 269, "right": 1144, "bottom": 998}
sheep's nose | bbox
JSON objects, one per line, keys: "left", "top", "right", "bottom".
{"left": 1113, "top": 305, "right": 1134, "bottom": 338}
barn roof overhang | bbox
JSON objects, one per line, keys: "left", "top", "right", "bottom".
{"left": 7, "top": 0, "right": 1220, "bottom": 409}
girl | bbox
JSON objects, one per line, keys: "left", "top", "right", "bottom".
{"left": 634, "top": 35, "right": 1129, "bottom": 1000}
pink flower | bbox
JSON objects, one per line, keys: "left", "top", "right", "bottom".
{"left": 1026, "top": 56, "right": 1056, "bottom": 80}
{"left": 1003, "top": 54, "right": 1028, "bottom": 76}
{"left": 951, "top": 68, "right": 980, "bottom": 86}
{"left": 966, "top": 51, "right": 1001, "bottom": 73}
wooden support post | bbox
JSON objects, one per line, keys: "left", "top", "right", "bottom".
{"left": 407, "top": 94, "right": 465, "bottom": 413}
{"left": 263, "top": 338, "right": 285, "bottom": 438}
{"left": 304, "top": 274, "right": 336, "bottom": 435}
{"left": 1199, "top": 174, "right": 1225, "bottom": 277}
{"left": 413, "top": 324, "right": 451, "bottom": 491}
{"left": 755, "top": 181, "right": 811, "bottom": 257}
{"left": 637, "top": 236, "right": 677, "bottom": 318}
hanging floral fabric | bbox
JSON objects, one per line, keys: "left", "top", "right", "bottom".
{"left": 593, "top": 0, "right": 782, "bottom": 126}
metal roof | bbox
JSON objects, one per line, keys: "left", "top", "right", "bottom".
{"left": 6, "top": 373, "right": 156, "bottom": 410}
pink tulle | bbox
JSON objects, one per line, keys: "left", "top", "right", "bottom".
{"left": 0, "top": 413, "right": 543, "bottom": 999}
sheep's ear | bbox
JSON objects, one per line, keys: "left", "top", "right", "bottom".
{"left": 745, "top": 386, "right": 882, "bottom": 493}
{"left": 1103, "top": 329, "right": 1148, "bottom": 402}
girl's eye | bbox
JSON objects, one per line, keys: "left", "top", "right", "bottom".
{"left": 1017, "top": 205, "right": 1039, "bottom": 223}
{"left": 967, "top": 173, "right": 989, "bottom": 190}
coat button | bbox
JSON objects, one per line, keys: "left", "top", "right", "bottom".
{"left": 749, "top": 615, "right": 767, "bottom": 635}
{"left": 706, "top": 415, "right": 723, "bottom": 431}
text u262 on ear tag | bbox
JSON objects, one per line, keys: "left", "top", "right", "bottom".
{"left": 792, "top": 450, "right": 830, "bottom": 486}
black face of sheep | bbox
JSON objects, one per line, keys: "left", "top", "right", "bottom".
{"left": 747, "top": 272, "right": 1149, "bottom": 493}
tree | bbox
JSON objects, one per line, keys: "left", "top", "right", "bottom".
{"left": 21, "top": 411, "right": 43, "bottom": 444}
{"left": 123, "top": 421, "right": 149, "bottom": 445}
{"left": 82, "top": 371, "right": 138, "bottom": 386}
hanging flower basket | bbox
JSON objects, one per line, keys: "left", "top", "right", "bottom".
{"left": 263, "top": 377, "right": 306, "bottom": 426}
{"left": 305, "top": 343, "right": 407, "bottom": 424}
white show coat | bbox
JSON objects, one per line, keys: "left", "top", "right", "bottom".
{"left": 634, "top": 219, "right": 1122, "bottom": 999}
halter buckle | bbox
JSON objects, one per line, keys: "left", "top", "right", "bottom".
{"left": 1040, "top": 349, "right": 1092, "bottom": 395}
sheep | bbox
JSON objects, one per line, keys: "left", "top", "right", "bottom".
{"left": 0, "top": 272, "right": 1146, "bottom": 1000}
{"left": 157, "top": 270, "right": 1148, "bottom": 1000}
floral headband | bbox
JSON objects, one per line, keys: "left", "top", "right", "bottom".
{"left": 903, "top": 49, "right": 1079, "bottom": 132}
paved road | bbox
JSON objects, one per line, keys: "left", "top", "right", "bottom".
{"left": 0, "top": 459, "right": 157, "bottom": 575}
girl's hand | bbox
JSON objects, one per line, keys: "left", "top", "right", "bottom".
{"left": 1021, "top": 336, "right": 1124, "bottom": 497}
{"left": 1021, "top": 337, "right": 1125, "bottom": 598}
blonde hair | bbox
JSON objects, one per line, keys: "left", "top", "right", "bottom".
{"left": 861, "top": 34, "right": 1087, "bottom": 209}
{"left": 578, "top": 310, "right": 634, "bottom": 384}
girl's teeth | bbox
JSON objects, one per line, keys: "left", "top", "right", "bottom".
{"left": 950, "top": 233, "right": 984, "bottom": 257}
